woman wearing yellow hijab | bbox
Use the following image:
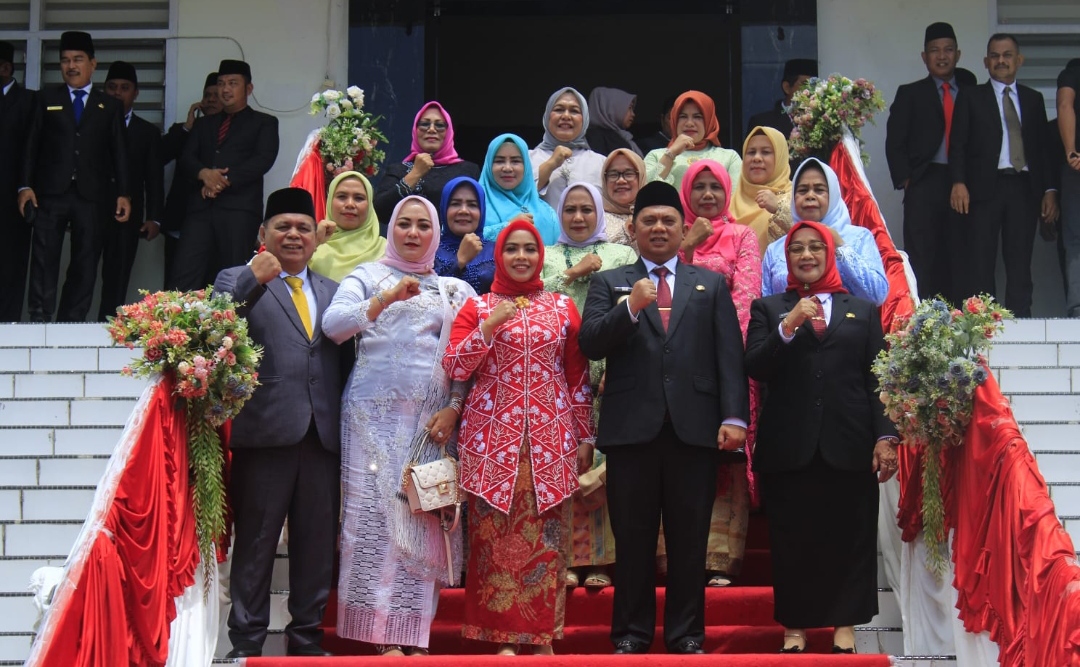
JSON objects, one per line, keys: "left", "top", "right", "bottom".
{"left": 730, "top": 126, "right": 794, "bottom": 255}
{"left": 309, "top": 171, "right": 387, "bottom": 282}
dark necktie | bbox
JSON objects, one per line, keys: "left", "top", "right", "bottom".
{"left": 810, "top": 295, "right": 827, "bottom": 338}
{"left": 1002, "top": 87, "right": 1025, "bottom": 171}
{"left": 72, "top": 89, "right": 86, "bottom": 124}
{"left": 941, "top": 82, "right": 954, "bottom": 153}
{"left": 217, "top": 113, "right": 233, "bottom": 146}
{"left": 652, "top": 266, "right": 671, "bottom": 331}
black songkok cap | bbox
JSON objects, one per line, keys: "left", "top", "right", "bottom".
{"left": 264, "top": 188, "right": 315, "bottom": 222}
{"left": 60, "top": 31, "right": 94, "bottom": 58}
{"left": 204, "top": 71, "right": 219, "bottom": 90}
{"left": 924, "top": 22, "right": 957, "bottom": 46}
{"left": 783, "top": 59, "right": 817, "bottom": 81}
{"left": 633, "top": 181, "right": 683, "bottom": 221}
{"left": 218, "top": 59, "right": 251, "bottom": 81}
{"left": 0, "top": 41, "right": 13, "bottom": 65}
{"left": 1068, "top": 58, "right": 1080, "bottom": 71}
{"left": 105, "top": 60, "right": 137, "bottom": 86}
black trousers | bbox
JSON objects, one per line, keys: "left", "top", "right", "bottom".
{"left": 227, "top": 421, "right": 340, "bottom": 648}
{"left": 0, "top": 199, "right": 32, "bottom": 322}
{"left": 28, "top": 186, "right": 102, "bottom": 322}
{"left": 903, "top": 164, "right": 964, "bottom": 305}
{"left": 169, "top": 206, "right": 260, "bottom": 291}
{"left": 605, "top": 423, "right": 718, "bottom": 650}
{"left": 97, "top": 208, "right": 143, "bottom": 321}
{"left": 963, "top": 172, "right": 1038, "bottom": 317}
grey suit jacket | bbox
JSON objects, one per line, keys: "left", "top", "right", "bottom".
{"left": 213, "top": 265, "right": 350, "bottom": 452}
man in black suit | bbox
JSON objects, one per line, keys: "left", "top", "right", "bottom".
{"left": 1058, "top": 59, "right": 1080, "bottom": 316}
{"left": 214, "top": 188, "right": 348, "bottom": 659}
{"left": 161, "top": 71, "right": 221, "bottom": 288}
{"left": 746, "top": 58, "right": 817, "bottom": 142}
{"left": 18, "top": 31, "right": 130, "bottom": 322}
{"left": 97, "top": 61, "right": 164, "bottom": 320}
{"left": 171, "top": 59, "right": 278, "bottom": 291}
{"left": 579, "top": 181, "right": 749, "bottom": 656}
{"left": 636, "top": 95, "right": 676, "bottom": 155}
{"left": 886, "top": 23, "right": 976, "bottom": 305}
{"left": 949, "top": 33, "right": 1058, "bottom": 317}
{"left": 0, "top": 41, "right": 35, "bottom": 321}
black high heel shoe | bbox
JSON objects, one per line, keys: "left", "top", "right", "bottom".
{"left": 832, "top": 645, "right": 857, "bottom": 654}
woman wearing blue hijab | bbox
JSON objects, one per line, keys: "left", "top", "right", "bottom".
{"left": 435, "top": 177, "right": 496, "bottom": 294}
{"left": 478, "top": 134, "right": 560, "bottom": 244}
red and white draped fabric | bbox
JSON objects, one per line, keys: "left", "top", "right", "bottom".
{"left": 25, "top": 377, "right": 220, "bottom": 667}
{"left": 290, "top": 130, "right": 329, "bottom": 223}
{"left": 832, "top": 128, "right": 1080, "bottom": 665}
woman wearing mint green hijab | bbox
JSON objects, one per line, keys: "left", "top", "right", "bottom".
{"left": 478, "top": 134, "right": 560, "bottom": 244}
{"left": 309, "top": 171, "right": 387, "bottom": 282}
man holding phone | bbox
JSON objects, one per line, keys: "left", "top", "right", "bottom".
{"left": 97, "top": 60, "right": 164, "bottom": 321}
{"left": 1058, "top": 58, "right": 1080, "bottom": 317}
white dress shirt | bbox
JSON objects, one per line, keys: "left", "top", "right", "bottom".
{"left": 68, "top": 83, "right": 92, "bottom": 104}
{"left": 779, "top": 292, "right": 833, "bottom": 342}
{"left": 2, "top": 80, "right": 13, "bottom": 96}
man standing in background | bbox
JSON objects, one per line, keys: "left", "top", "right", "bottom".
{"left": 98, "top": 60, "right": 163, "bottom": 320}
{"left": 18, "top": 31, "right": 129, "bottom": 322}
{"left": 746, "top": 58, "right": 817, "bottom": 141}
{"left": 0, "top": 41, "right": 35, "bottom": 322}
{"left": 1058, "top": 58, "right": 1080, "bottom": 317}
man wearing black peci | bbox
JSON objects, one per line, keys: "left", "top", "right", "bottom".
{"left": 18, "top": 31, "right": 130, "bottom": 322}
{"left": 0, "top": 40, "right": 35, "bottom": 322}
{"left": 171, "top": 59, "right": 278, "bottom": 291}
{"left": 579, "top": 181, "right": 749, "bottom": 655}
{"left": 97, "top": 61, "right": 164, "bottom": 321}
{"left": 887, "top": 22, "right": 976, "bottom": 306}
{"left": 949, "top": 33, "right": 1058, "bottom": 317}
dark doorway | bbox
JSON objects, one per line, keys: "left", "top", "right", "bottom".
{"left": 425, "top": 1, "right": 741, "bottom": 162}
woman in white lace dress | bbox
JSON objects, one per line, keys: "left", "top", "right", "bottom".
{"left": 322, "top": 195, "right": 476, "bottom": 656}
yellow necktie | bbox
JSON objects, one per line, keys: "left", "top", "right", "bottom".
{"left": 284, "top": 276, "right": 313, "bottom": 339}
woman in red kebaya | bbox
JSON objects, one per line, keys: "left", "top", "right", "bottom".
{"left": 443, "top": 218, "right": 595, "bottom": 656}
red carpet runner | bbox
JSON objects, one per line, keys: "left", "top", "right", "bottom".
{"left": 249, "top": 516, "right": 889, "bottom": 666}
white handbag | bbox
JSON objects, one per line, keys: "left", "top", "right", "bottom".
{"left": 400, "top": 429, "right": 462, "bottom": 582}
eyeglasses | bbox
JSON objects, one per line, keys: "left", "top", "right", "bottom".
{"left": 787, "top": 241, "right": 828, "bottom": 256}
{"left": 417, "top": 120, "right": 448, "bottom": 132}
{"left": 604, "top": 170, "right": 639, "bottom": 182}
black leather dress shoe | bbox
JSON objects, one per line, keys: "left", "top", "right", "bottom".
{"left": 670, "top": 639, "right": 705, "bottom": 654}
{"left": 287, "top": 642, "right": 333, "bottom": 657}
{"left": 224, "top": 640, "right": 263, "bottom": 658}
{"left": 613, "top": 639, "right": 649, "bottom": 654}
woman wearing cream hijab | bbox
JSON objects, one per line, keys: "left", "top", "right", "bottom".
{"left": 730, "top": 126, "right": 794, "bottom": 255}
{"left": 309, "top": 171, "right": 387, "bottom": 282}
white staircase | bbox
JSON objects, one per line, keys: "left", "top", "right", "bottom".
{"left": 0, "top": 319, "right": 1076, "bottom": 665}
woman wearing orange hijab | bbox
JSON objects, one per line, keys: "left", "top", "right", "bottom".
{"left": 643, "top": 91, "right": 742, "bottom": 192}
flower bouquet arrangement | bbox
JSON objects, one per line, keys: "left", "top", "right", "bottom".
{"left": 785, "top": 74, "right": 886, "bottom": 165}
{"left": 872, "top": 295, "right": 1011, "bottom": 574}
{"left": 107, "top": 289, "right": 262, "bottom": 585}
{"left": 310, "top": 86, "right": 388, "bottom": 177}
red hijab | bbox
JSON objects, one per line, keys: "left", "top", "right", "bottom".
{"left": 668, "top": 91, "right": 721, "bottom": 151}
{"left": 679, "top": 159, "right": 739, "bottom": 261}
{"left": 490, "top": 218, "right": 546, "bottom": 296}
{"left": 784, "top": 220, "right": 847, "bottom": 297}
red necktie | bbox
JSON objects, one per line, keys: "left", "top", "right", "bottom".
{"left": 810, "top": 295, "right": 826, "bottom": 338}
{"left": 652, "top": 266, "right": 671, "bottom": 331}
{"left": 217, "top": 114, "right": 232, "bottom": 146}
{"left": 941, "top": 82, "right": 954, "bottom": 154}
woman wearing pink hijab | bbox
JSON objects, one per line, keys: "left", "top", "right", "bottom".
{"left": 657, "top": 159, "right": 761, "bottom": 589}
{"left": 374, "top": 101, "right": 480, "bottom": 233}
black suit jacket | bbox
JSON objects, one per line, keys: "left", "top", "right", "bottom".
{"left": 886, "top": 75, "right": 975, "bottom": 189}
{"left": 745, "top": 291, "right": 896, "bottom": 474}
{"left": 579, "top": 259, "right": 749, "bottom": 450}
{"left": 213, "top": 266, "right": 351, "bottom": 452}
{"left": 21, "top": 84, "right": 128, "bottom": 201}
{"left": 161, "top": 122, "right": 192, "bottom": 233}
{"left": 746, "top": 100, "right": 794, "bottom": 142}
{"left": 105, "top": 114, "right": 164, "bottom": 225}
{"left": 181, "top": 106, "right": 278, "bottom": 215}
{"left": 0, "top": 81, "right": 35, "bottom": 209}
{"left": 949, "top": 80, "right": 1052, "bottom": 202}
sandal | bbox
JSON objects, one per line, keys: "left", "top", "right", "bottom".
{"left": 706, "top": 573, "right": 733, "bottom": 587}
{"left": 496, "top": 643, "right": 519, "bottom": 656}
{"left": 583, "top": 571, "right": 612, "bottom": 588}
{"left": 532, "top": 645, "right": 554, "bottom": 656}
{"left": 407, "top": 647, "right": 430, "bottom": 656}
{"left": 565, "top": 571, "right": 579, "bottom": 588}
{"left": 376, "top": 644, "right": 405, "bottom": 656}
